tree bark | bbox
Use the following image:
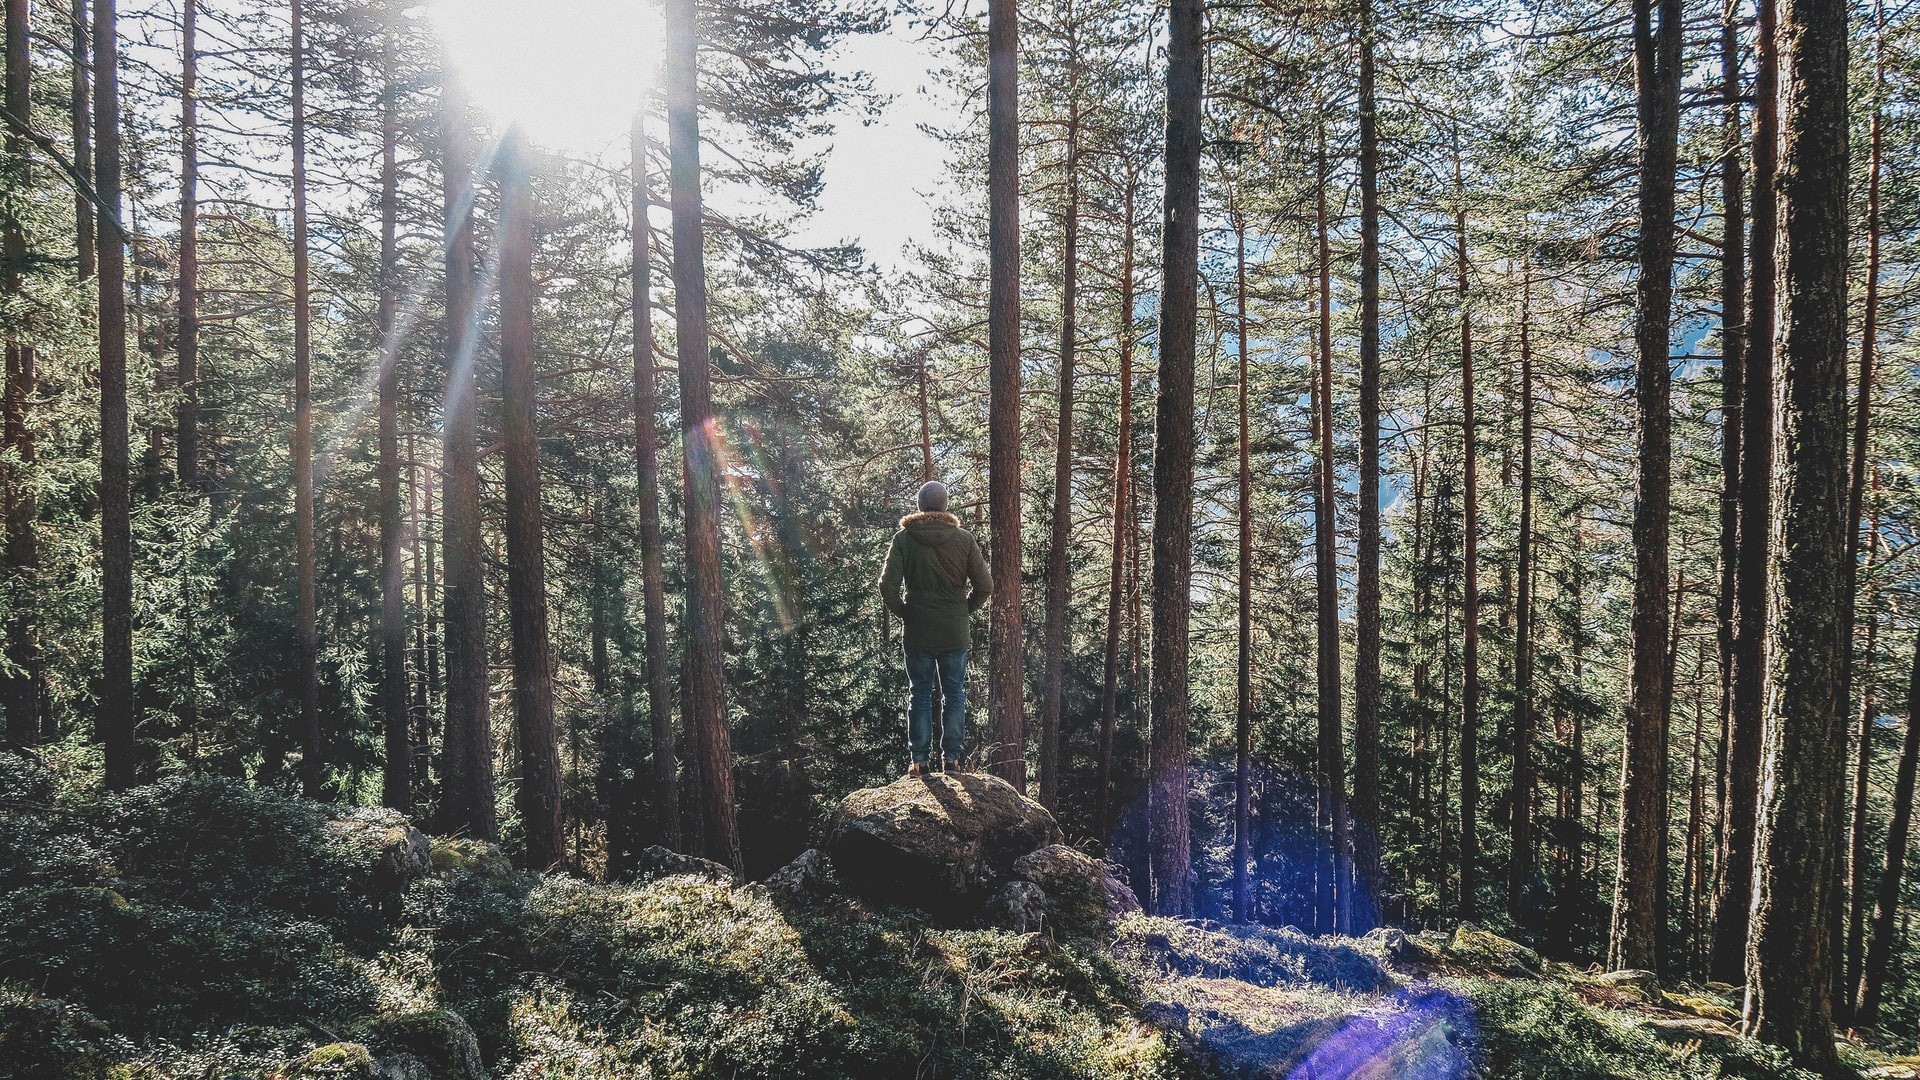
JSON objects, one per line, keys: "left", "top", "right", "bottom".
{"left": 985, "top": 0, "right": 1025, "bottom": 790}
{"left": 1313, "top": 122, "right": 1345, "bottom": 930}
{"left": 1712, "top": 0, "right": 1745, "bottom": 950}
{"left": 95, "top": 0, "right": 133, "bottom": 789}
{"left": 1147, "top": 0, "right": 1202, "bottom": 918}
{"left": 290, "top": 0, "right": 320, "bottom": 797}
{"left": 1855, "top": 620, "right": 1919, "bottom": 1026}
{"left": 1608, "top": 0, "right": 1681, "bottom": 975}
{"left": 496, "top": 129, "right": 564, "bottom": 871}
{"left": 2, "top": 0, "right": 38, "bottom": 750}
{"left": 665, "top": 0, "right": 740, "bottom": 872}
{"left": 623, "top": 109, "right": 679, "bottom": 863}
{"left": 1744, "top": 0, "right": 1850, "bottom": 1062}
{"left": 1713, "top": 0, "right": 1779, "bottom": 985}
{"left": 1352, "top": 0, "right": 1384, "bottom": 932}
{"left": 1038, "top": 91, "right": 1079, "bottom": 811}
{"left": 436, "top": 78, "right": 496, "bottom": 842}
{"left": 1845, "top": 522, "right": 1877, "bottom": 1000}
{"left": 1510, "top": 264, "right": 1536, "bottom": 919}
{"left": 375, "top": 9, "right": 409, "bottom": 813}
{"left": 1096, "top": 170, "right": 1136, "bottom": 835}
{"left": 70, "top": 0, "right": 92, "bottom": 281}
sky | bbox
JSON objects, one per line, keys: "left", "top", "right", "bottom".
{"left": 429, "top": 0, "right": 948, "bottom": 272}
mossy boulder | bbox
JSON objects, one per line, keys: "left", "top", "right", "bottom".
{"left": 367, "top": 1009, "right": 487, "bottom": 1080}
{"left": 427, "top": 838, "right": 513, "bottom": 881}
{"left": 1010, "top": 844, "right": 1140, "bottom": 933}
{"left": 1591, "top": 968, "right": 1662, "bottom": 1000}
{"left": 629, "top": 844, "right": 738, "bottom": 886}
{"left": 281, "top": 1041, "right": 378, "bottom": 1079}
{"left": 826, "top": 772, "right": 1062, "bottom": 914}
{"left": 1442, "top": 923, "right": 1542, "bottom": 976}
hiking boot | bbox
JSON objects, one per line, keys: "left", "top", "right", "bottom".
{"left": 907, "top": 762, "right": 928, "bottom": 778}
{"left": 942, "top": 758, "right": 964, "bottom": 774}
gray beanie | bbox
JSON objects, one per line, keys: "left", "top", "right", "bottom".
{"left": 916, "top": 480, "right": 950, "bottom": 513}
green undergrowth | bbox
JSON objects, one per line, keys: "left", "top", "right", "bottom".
{"left": 0, "top": 758, "right": 1833, "bottom": 1079}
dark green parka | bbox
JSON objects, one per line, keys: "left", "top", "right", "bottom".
{"left": 877, "top": 511, "right": 991, "bottom": 653}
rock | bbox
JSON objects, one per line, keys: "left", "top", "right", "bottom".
{"left": 1140, "top": 1000, "right": 1192, "bottom": 1035}
{"left": 1363, "top": 926, "right": 1429, "bottom": 962}
{"left": 1591, "top": 968, "right": 1661, "bottom": 1000}
{"left": 826, "top": 772, "right": 1063, "bottom": 914}
{"left": 1668, "top": 995, "right": 1740, "bottom": 1023}
{"left": 429, "top": 838, "right": 514, "bottom": 881}
{"left": 761, "top": 848, "right": 834, "bottom": 906}
{"left": 285, "top": 1042, "right": 380, "bottom": 1080}
{"left": 1009, "top": 844, "right": 1139, "bottom": 933}
{"left": 983, "top": 880, "right": 1049, "bottom": 933}
{"left": 630, "top": 845, "right": 740, "bottom": 886}
{"left": 368, "top": 1008, "right": 488, "bottom": 1080}
{"left": 324, "top": 814, "right": 432, "bottom": 904}
{"left": 1639, "top": 1016, "right": 1742, "bottom": 1052}
{"left": 1443, "top": 924, "right": 1541, "bottom": 975}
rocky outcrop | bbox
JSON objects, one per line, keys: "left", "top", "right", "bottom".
{"left": 759, "top": 848, "right": 834, "bottom": 907}
{"left": 826, "top": 772, "right": 1062, "bottom": 914}
{"left": 629, "top": 845, "right": 739, "bottom": 886}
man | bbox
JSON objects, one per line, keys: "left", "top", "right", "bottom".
{"left": 878, "top": 480, "right": 991, "bottom": 777}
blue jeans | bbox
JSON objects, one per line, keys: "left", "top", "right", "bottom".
{"left": 906, "top": 647, "right": 967, "bottom": 764}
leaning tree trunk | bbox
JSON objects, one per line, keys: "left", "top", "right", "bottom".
{"left": 1608, "top": 0, "right": 1681, "bottom": 976}
{"left": 1147, "top": 0, "right": 1202, "bottom": 919}
{"left": 665, "top": 0, "right": 740, "bottom": 872}
{"left": 95, "top": 0, "right": 134, "bottom": 789}
{"left": 1096, "top": 170, "right": 1136, "bottom": 835}
{"left": 985, "top": 0, "right": 1026, "bottom": 791}
{"left": 1745, "top": 0, "right": 1850, "bottom": 1064}
{"left": 625, "top": 108, "right": 680, "bottom": 863}
{"left": 436, "top": 78, "right": 496, "bottom": 843}
{"left": 1712, "top": 0, "right": 1779, "bottom": 985}
{"left": 375, "top": 11, "right": 410, "bottom": 813}
{"left": 1038, "top": 93, "right": 1080, "bottom": 811}
{"left": 290, "top": 0, "right": 321, "bottom": 797}
{"left": 1351, "top": 0, "right": 1384, "bottom": 930}
{"left": 497, "top": 129, "right": 565, "bottom": 872}
{"left": 3, "top": 0, "right": 39, "bottom": 750}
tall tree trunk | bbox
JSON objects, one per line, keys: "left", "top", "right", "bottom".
{"left": 497, "top": 130, "right": 564, "bottom": 871}
{"left": 665, "top": 0, "right": 740, "bottom": 872}
{"left": 1038, "top": 93, "right": 1079, "bottom": 811}
{"left": 1712, "top": 0, "right": 1746, "bottom": 942}
{"left": 1856, "top": 626, "right": 1919, "bottom": 1026}
{"left": 985, "top": 0, "right": 1025, "bottom": 790}
{"left": 1233, "top": 210, "right": 1253, "bottom": 924}
{"left": 1608, "top": 0, "right": 1681, "bottom": 975}
{"left": 1147, "top": 0, "right": 1202, "bottom": 918}
{"left": 290, "top": 0, "right": 320, "bottom": 796}
{"left": 1841, "top": 0, "right": 1884, "bottom": 1009}
{"left": 1097, "top": 171, "right": 1136, "bottom": 835}
{"left": 1846, "top": 521, "right": 1878, "bottom": 999}
{"left": 1314, "top": 121, "right": 1346, "bottom": 929}
{"left": 1352, "top": 0, "right": 1384, "bottom": 931}
{"left": 1745, "top": 0, "right": 1850, "bottom": 1061}
{"left": 375, "top": 10, "right": 409, "bottom": 813}
{"left": 176, "top": 0, "right": 198, "bottom": 490}
{"left": 1510, "top": 264, "right": 1537, "bottom": 919}
{"left": 1455, "top": 155, "right": 1479, "bottom": 925}
{"left": 1713, "top": 0, "right": 1779, "bottom": 985}
{"left": 437, "top": 78, "right": 495, "bottom": 842}
{"left": 624, "top": 108, "right": 679, "bottom": 864}
{"left": 71, "top": 0, "right": 92, "bottom": 280}
{"left": 95, "top": 0, "right": 133, "bottom": 789}
{"left": 3, "top": 0, "right": 38, "bottom": 750}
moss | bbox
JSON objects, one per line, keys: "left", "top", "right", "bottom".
{"left": 427, "top": 838, "right": 513, "bottom": 881}
{"left": 278, "top": 1041, "right": 376, "bottom": 1080}
{"left": 1443, "top": 925, "right": 1543, "bottom": 977}
{"left": 1665, "top": 994, "right": 1741, "bottom": 1024}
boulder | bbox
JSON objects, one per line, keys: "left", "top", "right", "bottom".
{"left": 1009, "top": 844, "right": 1139, "bottom": 933}
{"left": 284, "top": 1042, "right": 380, "bottom": 1080}
{"left": 630, "top": 845, "right": 739, "bottom": 886}
{"left": 323, "top": 813, "right": 432, "bottom": 902}
{"left": 1362, "top": 926, "right": 1429, "bottom": 962}
{"left": 826, "top": 772, "right": 1062, "bottom": 913}
{"left": 428, "top": 838, "right": 514, "bottom": 881}
{"left": 1591, "top": 968, "right": 1661, "bottom": 1000}
{"left": 1443, "top": 924, "right": 1541, "bottom": 976}
{"left": 983, "top": 880, "right": 1049, "bottom": 933}
{"left": 761, "top": 848, "right": 835, "bottom": 906}
{"left": 368, "top": 1008, "right": 488, "bottom": 1080}
{"left": 1639, "top": 1016, "right": 1742, "bottom": 1052}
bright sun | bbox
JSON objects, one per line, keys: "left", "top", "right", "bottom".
{"left": 428, "top": 0, "right": 660, "bottom": 156}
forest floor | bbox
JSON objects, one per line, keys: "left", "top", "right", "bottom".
{"left": 0, "top": 756, "right": 1907, "bottom": 1080}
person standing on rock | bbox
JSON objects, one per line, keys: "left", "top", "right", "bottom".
{"left": 879, "top": 480, "right": 992, "bottom": 777}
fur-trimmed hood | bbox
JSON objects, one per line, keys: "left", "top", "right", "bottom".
{"left": 900, "top": 511, "right": 963, "bottom": 546}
